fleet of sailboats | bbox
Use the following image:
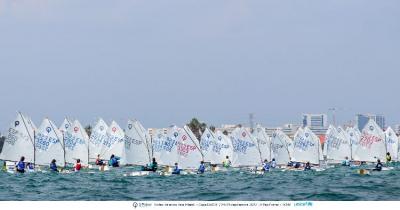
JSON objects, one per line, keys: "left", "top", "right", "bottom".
{"left": 1, "top": 112, "right": 400, "bottom": 174}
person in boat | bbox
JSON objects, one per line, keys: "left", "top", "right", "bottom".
{"left": 223, "top": 156, "right": 232, "bottom": 168}
{"left": 271, "top": 158, "right": 277, "bottom": 169}
{"left": 109, "top": 155, "right": 120, "bottom": 168}
{"left": 16, "top": 156, "right": 26, "bottom": 173}
{"left": 386, "top": 152, "right": 392, "bottom": 163}
{"left": 172, "top": 162, "right": 181, "bottom": 175}
{"left": 2, "top": 161, "right": 6, "bottom": 171}
{"left": 262, "top": 159, "right": 270, "bottom": 172}
{"left": 294, "top": 162, "right": 301, "bottom": 169}
{"left": 342, "top": 156, "right": 350, "bottom": 166}
{"left": 304, "top": 162, "right": 312, "bottom": 171}
{"left": 287, "top": 158, "right": 295, "bottom": 167}
{"left": 96, "top": 154, "right": 105, "bottom": 166}
{"left": 75, "top": 159, "right": 82, "bottom": 172}
{"left": 373, "top": 159, "right": 383, "bottom": 172}
{"left": 50, "top": 159, "right": 59, "bottom": 173}
{"left": 26, "top": 163, "right": 35, "bottom": 172}
{"left": 198, "top": 161, "right": 206, "bottom": 174}
{"left": 143, "top": 158, "right": 158, "bottom": 172}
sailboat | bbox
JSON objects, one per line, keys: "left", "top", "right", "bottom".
{"left": 200, "top": 127, "right": 217, "bottom": 164}
{"left": 324, "top": 126, "right": 351, "bottom": 164}
{"left": 100, "top": 121, "right": 125, "bottom": 165}
{"left": 64, "top": 120, "right": 89, "bottom": 167}
{"left": 353, "top": 119, "right": 386, "bottom": 163}
{"left": 177, "top": 126, "right": 203, "bottom": 170}
{"left": 0, "top": 112, "right": 35, "bottom": 172}
{"left": 157, "top": 126, "right": 180, "bottom": 167}
{"left": 124, "top": 119, "right": 152, "bottom": 166}
{"left": 230, "top": 127, "right": 262, "bottom": 167}
{"left": 271, "top": 129, "right": 293, "bottom": 166}
{"left": 253, "top": 125, "right": 272, "bottom": 162}
{"left": 35, "top": 118, "right": 65, "bottom": 168}
{"left": 346, "top": 127, "right": 361, "bottom": 160}
{"left": 293, "top": 127, "right": 323, "bottom": 165}
{"left": 151, "top": 128, "right": 167, "bottom": 163}
{"left": 385, "top": 127, "right": 399, "bottom": 162}
{"left": 89, "top": 118, "right": 108, "bottom": 162}
{"left": 213, "top": 130, "right": 234, "bottom": 165}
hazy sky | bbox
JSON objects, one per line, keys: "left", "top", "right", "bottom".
{"left": 0, "top": 0, "right": 399, "bottom": 132}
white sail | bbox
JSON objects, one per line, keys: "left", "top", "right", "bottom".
{"left": 177, "top": 126, "right": 203, "bottom": 169}
{"left": 136, "top": 121, "right": 153, "bottom": 159}
{"left": 385, "top": 127, "right": 399, "bottom": 161}
{"left": 271, "top": 130, "right": 293, "bottom": 165}
{"left": 101, "top": 121, "right": 125, "bottom": 162}
{"left": 35, "top": 118, "right": 65, "bottom": 167}
{"left": 89, "top": 118, "right": 108, "bottom": 161}
{"left": 230, "top": 127, "right": 261, "bottom": 167}
{"left": 64, "top": 120, "right": 89, "bottom": 166}
{"left": 200, "top": 128, "right": 216, "bottom": 163}
{"left": 346, "top": 127, "right": 361, "bottom": 160}
{"left": 213, "top": 130, "right": 234, "bottom": 165}
{"left": 0, "top": 112, "right": 35, "bottom": 163}
{"left": 59, "top": 118, "right": 72, "bottom": 133}
{"left": 157, "top": 126, "right": 180, "bottom": 166}
{"left": 124, "top": 119, "right": 152, "bottom": 166}
{"left": 293, "top": 127, "right": 322, "bottom": 164}
{"left": 151, "top": 129, "right": 167, "bottom": 162}
{"left": 354, "top": 120, "right": 386, "bottom": 162}
{"left": 325, "top": 126, "right": 351, "bottom": 162}
{"left": 253, "top": 125, "right": 272, "bottom": 161}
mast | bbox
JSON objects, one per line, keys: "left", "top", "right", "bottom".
{"left": 19, "top": 112, "right": 35, "bottom": 165}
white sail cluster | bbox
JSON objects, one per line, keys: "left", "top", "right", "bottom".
{"left": 2, "top": 114, "right": 399, "bottom": 170}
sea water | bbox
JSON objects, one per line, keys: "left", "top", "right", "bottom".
{"left": 0, "top": 166, "right": 399, "bottom": 201}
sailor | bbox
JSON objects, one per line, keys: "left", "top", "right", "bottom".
{"left": 143, "top": 158, "right": 158, "bottom": 172}
{"left": 386, "top": 152, "right": 392, "bottom": 163}
{"left": 109, "top": 155, "right": 120, "bottom": 168}
{"left": 172, "top": 163, "right": 181, "bottom": 175}
{"left": 26, "top": 163, "right": 35, "bottom": 172}
{"left": 95, "top": 154, "right": 105, "bottom": 166}
{"left": 2, "top": 161, "right": 6, "bottom": 171}
{"left": 75, "top": 159, "right": 82, "bottom": 171}
{"left": 373, "top": 159, "right": 383, "bottom": 172}
{"left": 50, "top": 159, "right": 59, "bottom": 172}
{"left": 262, "top": 159, "right": 270, "bottom": 172}
{"left": 304, "top": 162, "right": 312, "bottom": 171}
{"left": 342, "top": 156, "right": 350, "bottom": 166}
{"left": 223, "top": 156, "right": 232, "bottom": 168}
{"left": 271, "top": 158, "right": 277, "bottom": 169}
{"left": 287, "top": 158, "right": 295, "bottom": 167}
{"left": 198, "top": 161, "right": 206, "bottom": 174}
{"left": 16, "top": 156, "right": 26, "bottom": 173}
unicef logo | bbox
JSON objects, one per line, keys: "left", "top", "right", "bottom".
{"left": 174, "top": 132, "right": 179, "bottom": 138}
{"left": 305, "top": 133, "right": 309, "bottom": 137}
{"left": 350, "top": 133, "right": 354, "bottom": 137}
{"left": 128, "top": 124, "right": 133, "bottom": 130}
{"left": 157, "top": 134, "right": 162, "bottom": 139}
{"left": 242, "top": 132, "right": 247, "bottom": 137}
{"left": 182, "top": 135, "right": 187, "bottom": 141}
{"left": 100, "top": 126, "right": 104, "bottom": 131}
{"left": 218, "top": 136, "right": 222, "bottom": 141}
{"left": 369, "top": 126, "right": 374, "bottom": 131}
{"left": 272, "top": 133, "right": 277, "bottom": 138}
{"left": 207, "top": 134, "right": 211, "bottom": 139}
{"left": 74, "top": 127, "right": 79, "bottom": 133}
{"left": 65, "top": 124, "right": 70, "bottom": 129}
{"left": 46, "top": 127, "right": 52, "bottom": 133}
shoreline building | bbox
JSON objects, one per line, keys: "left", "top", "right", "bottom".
{"left": 356, "top": 114, "right": 385, "bottom": 131}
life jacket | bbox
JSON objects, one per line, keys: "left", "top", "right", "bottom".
{"left": 75, "top": 163, "right": 82, "bottom": 171}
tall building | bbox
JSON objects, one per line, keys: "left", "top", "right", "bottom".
{"left": 356, "top": 114, "right": 385, "bottom": 131}
{"left": 302, "top": 114, "right": 328, "bottom": 128}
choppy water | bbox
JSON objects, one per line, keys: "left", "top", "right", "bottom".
{"left": 1, "top": 165, "right": 400, "bottom": 201}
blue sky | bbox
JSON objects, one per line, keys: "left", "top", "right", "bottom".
{"left": 0, "top": 0, "right": 399, "bottom": 131}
